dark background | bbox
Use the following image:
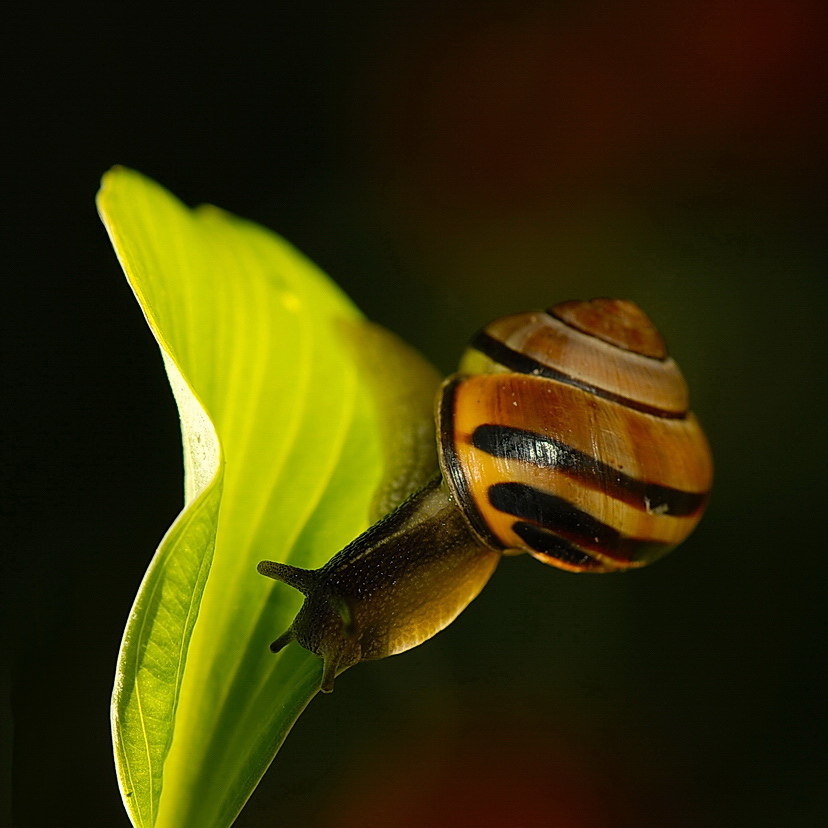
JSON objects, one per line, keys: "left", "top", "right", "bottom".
{"left": 3, "top": 2, "right": 827, "bottom": 826}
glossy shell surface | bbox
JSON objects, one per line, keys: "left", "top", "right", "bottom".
{"left": 438, "top": 301, "right": 713, "bottom": 572}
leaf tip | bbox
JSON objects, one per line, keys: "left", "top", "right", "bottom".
{"left": 99, "top": 163, "right": 125, "bottom": 190}
{"left": 97, "top": 165, "right": 148, "bottom": 203}
{"left": 97, "top": 165, "right": 129, "bottom": 216}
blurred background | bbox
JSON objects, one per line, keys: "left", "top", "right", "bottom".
{"left": 3, "top": 1, "right": 827, "bottom": 825}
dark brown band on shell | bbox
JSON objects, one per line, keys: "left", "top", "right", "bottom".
{"left": 470, "top": 331, "right": 685, "bottom": 419}
{"left": 471, "top": 424, "right": 707, "bottom": 517}
{"left": 438, "top": 376, "right": 505, "bottom": 551}
{"left": 549, "top": 298, "right": 667, "bottom": 359}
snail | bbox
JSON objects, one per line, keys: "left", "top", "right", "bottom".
{"left": 258, "top": 299, "right": 713, "bottom": 692}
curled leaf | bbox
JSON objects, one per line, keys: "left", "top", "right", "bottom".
{"left": 99, "top": 168, "right": 440, "bottom": 828}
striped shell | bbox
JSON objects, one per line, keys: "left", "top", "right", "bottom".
{"left": 437, "top": 299, "right": 713, "bottom": 573}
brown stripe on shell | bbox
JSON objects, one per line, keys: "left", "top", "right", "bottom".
{"left": 471, "top": 424, "right": 708, "bottom": 517}
{"left": 490, "top": 451, "right": 704, "bottom": 549}
{"left": 437, "top": 376, "right": 505, "bottom": 552}
{"left": 460, "top": 311, "right": 689, "bottom": 417}
{"left": 510, "top": 523, "right": 609, "bottom": 572}
{"left": 452, "top": 373, "right": 712, "bottom": 496}
{"left": 550, "top": 298, "right": 667, "bottom": 359}
{"left": 489, "top": 482, "right": 676, "bottom": 566}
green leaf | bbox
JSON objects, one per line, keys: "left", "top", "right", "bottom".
{"left": 99, "top": 168, "right": 441, "bottom": 828}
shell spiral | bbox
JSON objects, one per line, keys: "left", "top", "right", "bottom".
{"left": 437, "top": 299, "right": 713, "bottom": 572}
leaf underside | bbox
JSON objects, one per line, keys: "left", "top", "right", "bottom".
{"left": 99, "top": 168, "right": 441, "bottom": 828}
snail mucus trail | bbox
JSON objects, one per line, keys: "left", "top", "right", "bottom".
{"left": 258, "top": 298, "right": 713, "bottom": 692}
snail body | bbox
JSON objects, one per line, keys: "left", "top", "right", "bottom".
{"left": 258, "top": 299, "right": 713, "bottom": 692}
